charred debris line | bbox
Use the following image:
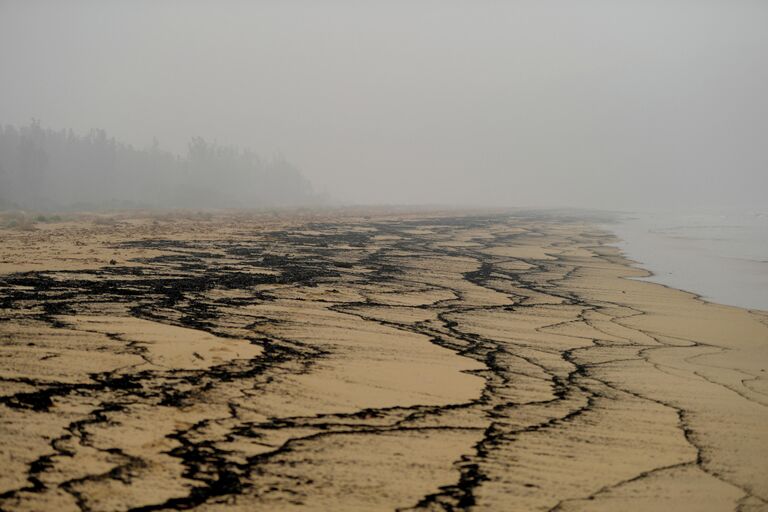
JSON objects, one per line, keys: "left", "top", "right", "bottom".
{"left": 0, "top": 215, "right": 711, "bottom": 511}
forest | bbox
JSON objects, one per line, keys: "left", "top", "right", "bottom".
{"left": 0, "top": 120, "right": 315, "bottom": 210}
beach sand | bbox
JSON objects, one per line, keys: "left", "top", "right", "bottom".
{"left": 0, "top": 210, "right": 766, "bottom": 511}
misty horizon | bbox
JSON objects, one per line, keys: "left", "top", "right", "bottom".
{"left": 1, "top": 1, "right": 767, "bottom": 210}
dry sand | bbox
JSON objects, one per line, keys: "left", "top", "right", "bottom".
{"left": 0, "top": 210, "right": 766, "bottom": 511}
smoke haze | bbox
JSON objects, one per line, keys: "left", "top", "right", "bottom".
{"left": 1, "top": 0, "right": 767, "bottom": 209}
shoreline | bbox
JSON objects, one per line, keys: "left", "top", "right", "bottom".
{"left": 606, "top": 210, "right": 768, "bottom": 313}
{"left": 0, "top": 209, "right": 766, "bottom": 510}
{"left": 611, "top": 237, "right": 768, "bottom": 315}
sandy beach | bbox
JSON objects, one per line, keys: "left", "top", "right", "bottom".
{"left": 0, "top": 209, "right": 766, "bottom": 511}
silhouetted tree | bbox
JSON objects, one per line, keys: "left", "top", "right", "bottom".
{"left": 0, "top": 121, "right": 315, "bottom": 210}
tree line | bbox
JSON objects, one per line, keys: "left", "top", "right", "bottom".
{"left": 0, "top": 120, "right": 316, "bottom": 210}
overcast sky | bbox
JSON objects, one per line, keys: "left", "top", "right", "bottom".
{"left": 1, "top": 0, "right": 766, "bottom": 209}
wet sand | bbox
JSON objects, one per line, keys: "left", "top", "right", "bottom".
{"left": 0, "top": 210, "right": 766, "bottom": 511}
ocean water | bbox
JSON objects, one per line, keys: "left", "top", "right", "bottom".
{"left": 607, "top": 209, "right": 768, "bottom": 312}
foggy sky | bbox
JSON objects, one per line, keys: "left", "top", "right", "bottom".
{"left": 1, "top": 0, "right": 767, "bottom": 210}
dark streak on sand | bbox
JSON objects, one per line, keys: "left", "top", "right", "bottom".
{"left": 0, "top": 213, "right": 764, "bottom": 511}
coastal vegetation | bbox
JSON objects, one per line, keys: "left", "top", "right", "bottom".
{"left": 0, "top": 120, "right": 315, "bottom": 210}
